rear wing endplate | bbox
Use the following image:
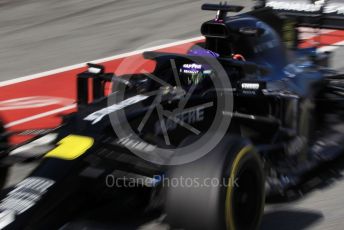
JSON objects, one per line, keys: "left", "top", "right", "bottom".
{"left": 261, "top": 0, "right": 344, "bottom": 30}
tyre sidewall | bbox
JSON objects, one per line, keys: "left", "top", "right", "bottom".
{"left": 0, "top": 119, "right": 9, "bottom": 189}
{"left": 165, "top": 135, "right": 265, "bottom": 230}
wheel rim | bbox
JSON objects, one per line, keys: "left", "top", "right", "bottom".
{"left": 225, "top": 147, "right": 263, "bottom": 230}
{"left": 232, "top": 166, "right": 261, "bottom": 229}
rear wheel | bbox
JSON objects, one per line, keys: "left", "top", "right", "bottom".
{"left": 165, "top": 136, "right": 265, "bottom": 230}
{"left": 0, "top": 120, "right": 9, "bottom": 189}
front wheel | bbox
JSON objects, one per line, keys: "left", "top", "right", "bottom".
{"left": 165, "top": 136, "right": 265, "bottom": 230}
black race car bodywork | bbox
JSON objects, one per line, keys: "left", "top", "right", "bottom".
{"left": 1, "top": 1, "right": 344, "bottom": 229}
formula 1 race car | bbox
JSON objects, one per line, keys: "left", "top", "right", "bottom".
{"left": 1, "top": 1, "right": 344, "bottom": 229}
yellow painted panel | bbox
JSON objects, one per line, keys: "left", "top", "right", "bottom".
{"left": 45, "top": 135, "right": 94, "bottom": 160}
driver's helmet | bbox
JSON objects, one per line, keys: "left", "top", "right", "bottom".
{"left": 187, "top": 47, "right": 219, "bottom": 58}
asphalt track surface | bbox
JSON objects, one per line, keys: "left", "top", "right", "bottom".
{"left": 1, "top": 0, "right": 344, "bottom": 229}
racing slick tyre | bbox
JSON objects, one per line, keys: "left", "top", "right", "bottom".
{"left": 0, "top": 120, "right": 9, "bottom": 189}
{"left": 165, "top": 136, "right": 265, "bottom": 230}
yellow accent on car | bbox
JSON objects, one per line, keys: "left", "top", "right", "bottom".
{"left": 225, "top": 146, "right": 253, "bottom": 230}
{"left": 45, "top": 135, "right": 94, "bottom": 160}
